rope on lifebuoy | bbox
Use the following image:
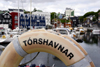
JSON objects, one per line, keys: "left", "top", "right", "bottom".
{"left": 19, "top": 52, "right": 40, "bottom": 66}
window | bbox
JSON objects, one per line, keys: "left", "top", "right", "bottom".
{"left": 9, "top": 20, "right": 11, "bottom": 22}
{"left": 23, "top": 22, "right": 24, "bottom": 24}
{"left": 15, "top": 21, "right": 18, "bottom": 23}
{"left": 35, "top": 22, "right": 37, "bottom": 25}
{"left": 27, "top": 22, "right": 29, "bottom": 25}
{"left": 27, "top": 16, "right": 29, "bottom": 19}
{"left": 15, "top": 25, "right": 18, "bottom": 28}
{"left": 5, "top": 15, "right": 7, "bottom": 18}
{"left": 21, "top": 16, "right": 23, "bottom": 19}
{"left": 33, "top": 17, "right": 34, "bottom": 19}
{"left": 41, "top": 17, "right": 43, "bottom": 20}
{"left": 6, "top": 20, "right": 8, "bottom": 22}
{"left": 3, "top": 20, "right": 5, "bottom": 22}
{"left": 37, "top": 16, "right": 39, "bottom": 19}
{"left": 37, "top": 20, "right": 40, "bottom": 22}
{"left": 21, "top": 21, "right": 23, "bottom": 25}
{"left": 8, "top": 16, "right": 10, "bottom": 18}
{"left": 15, "top": 16, "right": 18, "bottom": 19}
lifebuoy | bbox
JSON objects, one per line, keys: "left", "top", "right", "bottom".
{"left": 0, "top": 29, "right": 95, "bottom": 67}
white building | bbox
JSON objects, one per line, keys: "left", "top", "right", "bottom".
{"left": 32, "top": 12, "right": 51, "bottom": 25}
{"left": 64, "top": 8, "right": 74, "bottom": 19}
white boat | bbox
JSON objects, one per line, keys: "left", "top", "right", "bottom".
{"left": 92, "top": 30, "right": 100, "bottom": 36}
{"left": 53, "top": 28, "right": 76, "bottom": 39}
{"left": 0, "top": 33, "right": 20, "bottom": 43}
{"left": 0, "top": 28, "right": 21, "bottom": 43}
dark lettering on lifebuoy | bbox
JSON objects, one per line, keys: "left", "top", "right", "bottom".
{"left": 27, "top": 38, "right": 32, "bottom": 45}
{"left": 33, "top": 38, "right": 38, "bottom": 44}
{"left": 38, "top": 38, "right": 42, "bottom": 44}
{"left": 23, "top": 38, "right": 74, "bottom": 60}
{"left": 58, "top": 45, "right": 64, "bottom": 52}
{"left": 67, "top": 53, "right": 74, "bottom": 60}
{"left": 48, "top": 40, "right": 53, "bottom": 47}
{"left": 23, "top": 40, "right": 27, "bottom": 46}
{"left": 43, "top": 39, "right": 48, "bottom": 45}
{"left": 62, "top": 49, "right": 68, "bottom": 56}
{"left": 54, "top": 42, "right": 59, "bottom": 48}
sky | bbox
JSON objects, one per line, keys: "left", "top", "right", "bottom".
{"left": 0, "top": 0, "right": 100, "bottom": 16}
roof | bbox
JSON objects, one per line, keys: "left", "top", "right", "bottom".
{"left": 9, "top": 9, "right": 24, "bottom": 12}
{"left": 3, "top": 12, "right": 11, "bottom": 16}
{"left": 66, "top": 8, "right": 73, "bottom": 10}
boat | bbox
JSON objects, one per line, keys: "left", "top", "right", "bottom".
{"left": 53, "top": 28, "right": 77, "bottom": 40}
{"left": 92, "top": 30, "right": 100, "bottom": 36}
{"left": 0, "top": 28, "right": 21, "bottom": 44}
{"left": 0, "top": 45, "right": 5, "bottom": 50}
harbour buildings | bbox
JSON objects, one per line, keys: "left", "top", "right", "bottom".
{"left": 0, "top": 9, "right": 51, "bottom": 29}
{"left": 20, "top": 14, "right": 46, "bottom": 29}
{"left": 64, "top": 8, "right": 74, "bottom": 19}
{"left": 32, "top": 12, "right": 51, "bottom": 26}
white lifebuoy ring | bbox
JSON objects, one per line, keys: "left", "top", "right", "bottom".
{"left": 0, "top": 29, "right": 95, "bottom": 67}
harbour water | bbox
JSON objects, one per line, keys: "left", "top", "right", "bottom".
{"left": 0, "top": 31, "right": 100, "bottom": 67}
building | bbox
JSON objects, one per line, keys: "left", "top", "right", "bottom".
{"left": 69, "top": 16, "right": 79, "bottom": 27}
{"left": 64, "top": 8, "right": 74, "bottom": 19}
{"left": 20, "top": 14, "right": 30, "bottom": 28}
{"left": 86, "top": 15, "right": 95, "bottom": 21}
{"left": 98, "top": 12, "right": 100, "bottom": 27}
{"left": 0, "top": 12, "right": 12, "bottom": 28}
{"left": 2, "top": 12, "right": 12, "bottom": 24}
{"left": 20, "top": 14, "right": 46, "bottom": 29}
{"left": 10, "top": 12, "right": 19, "bottom": 29}
{"left": 32, "top": 12, "right": 51, "bottom": 25}
{"left": 20, "top": 14, "right": 26, "bottom": 28}
{"left": 0, "top": 13, "right": 3, "bottom": 24}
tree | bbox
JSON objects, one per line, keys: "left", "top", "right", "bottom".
{"left": 79, "top": 16, "right": 84, "bottom": 22}
{"left": 24, "top": 11, "right": 30, "bottom": 14}
{"left": 51, "top": 12, "right": 57, "bottom": 24}
{"left": 60, "top": 19, "right": 66, "bottom": 23}
{"left": 95, "top": 9, "right": 100, "bottom": 20}
{"left": 33, "top": 8, "right": 37, "bottom": 12}
{"left": 83, "top": 11, "right": 95, "bottom": 18}
{"left": 93, "top": 17, "right": 96, "bottom": 21}
{"left": 32, "top": 8, "right": 43, "bottom": 12}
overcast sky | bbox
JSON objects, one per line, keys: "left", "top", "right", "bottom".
{"left": 0, "top": 0, "right": 100, "bottom": 16}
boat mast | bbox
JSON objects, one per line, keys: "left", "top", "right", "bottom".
{"left": 18, "top": 0, "right": 19, "bottom": 29}
{"left": 21, "top": 0, "right": 23, "bottom": 29}
{"left": 30, "top": 0, "right": 32, "bottom": 29}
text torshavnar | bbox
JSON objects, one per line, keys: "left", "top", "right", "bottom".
{"left": 23, "top": 38, "right": 74, "bottom": 60}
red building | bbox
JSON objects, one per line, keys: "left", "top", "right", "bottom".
{"left": 10, "top": 12, "right": 19, "bottom": 29}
